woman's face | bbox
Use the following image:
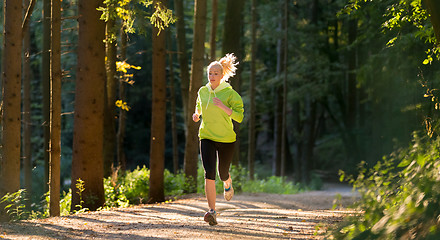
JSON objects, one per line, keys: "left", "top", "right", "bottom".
{"left": 208, "top": 65, "right": 223, "bottom": 89}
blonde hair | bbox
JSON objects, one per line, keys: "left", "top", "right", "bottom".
{"left": 207, "top": 53, "right": 239, "bottom": 82}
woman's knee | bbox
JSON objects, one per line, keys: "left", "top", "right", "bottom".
{"left": 219, "top": 171, "right": 229, "bottom": 182}
{"left": 205, "top": 171, "right": 216, "bottom": 180}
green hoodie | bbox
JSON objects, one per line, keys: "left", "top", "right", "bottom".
{"left": 196, "top": 81, "right": 244, "bottom": 143}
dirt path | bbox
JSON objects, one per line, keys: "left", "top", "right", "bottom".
{"left": 0, "top": 183, "right": 358, "bottom": 240}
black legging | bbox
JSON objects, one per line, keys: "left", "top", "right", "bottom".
{"left": 200, "top": 139, "right": 235, "bottom": 181}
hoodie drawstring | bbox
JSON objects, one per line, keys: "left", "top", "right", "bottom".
{"left": 206, "top": 90, "right": 217, "bottom": 110}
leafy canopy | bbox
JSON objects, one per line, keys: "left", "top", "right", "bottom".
{"left": 98, "top": 0, "right": 176, "bottom": 36}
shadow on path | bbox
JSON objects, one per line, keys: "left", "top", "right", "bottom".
{"left": 0, "top": 183, "right": 358, "bottom": 240}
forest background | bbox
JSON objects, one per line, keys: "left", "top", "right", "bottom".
{"left": 1, "top": 0, "right": 440, "bottom": 222}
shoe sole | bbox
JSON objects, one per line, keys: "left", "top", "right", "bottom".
{"left": 204, "top": 212, "right": 217, "bottom": 226}
{"left": 224, "top": 187, "right": 234, "bottom": 201}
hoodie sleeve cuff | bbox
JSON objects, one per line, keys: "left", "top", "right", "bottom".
{"left": 230, "top": 111, "right": 244, "bottom": 123}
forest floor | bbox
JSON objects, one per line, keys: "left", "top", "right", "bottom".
{"left": 0, "top": 183, "right": 359, "bottom": 240}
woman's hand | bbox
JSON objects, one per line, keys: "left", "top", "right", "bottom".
{"left": 192, "top": 113, "right": 200, "bottom": 122}
{"left": 213, "top": 97, "right": 232, "bottom": 116}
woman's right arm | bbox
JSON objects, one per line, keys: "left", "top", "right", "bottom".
{"left": 193, "top": 109, "right": 201, "bottom": 122}
{"left": 193, "top": 92, "right": 202, "bottom": 122}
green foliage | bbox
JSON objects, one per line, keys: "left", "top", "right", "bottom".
{"left": 1, "top": 190, "right": 29, "bottom": 221}
{"left": 242, "top": 176, "right": 303, "bottom": 194}
{"left": 0, "top": 190, "right": 45, "bottom": 221}
{"left": 114, "top": 61, "right": 141, "bottom": 111}
{"left": 163, "top": 169, "right": 188, "bottom": 196}
{"left": 340, "top": 0, "right": 438, "bottom": 63}
{"left": 59, "top": 190, "right": 72, "bottom": 216}
{"left": 196, "top": 164, "right": 307, "bottom": 195}
{"left": 74, "top": 178, "right": 89, "bottom": 213}
{"left": 98, "top": 0, "right": 153, "bottom": 34}
{"left": 329, "top": 133, "right": 440, "bottom": 239}
{"left": 149, "top": 2, "right": 176, "bottom": 35}
{"left": 104, "top": 177, "right": 130, "bottom": 208}
{"left": 103, "top": 166, "right": 191, "bottom": 206}
{"left": 98, "top": 0, "right": 176, "bottom": 36}
{"left": 113, "top": 166, "right": 151, "bottom": 204}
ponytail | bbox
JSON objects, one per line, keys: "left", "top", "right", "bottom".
{"left": 219, "top": 53, "right": 238, "bottom": 81}
{"left": 207, "top": 53, "right": 239, "bottom": 82}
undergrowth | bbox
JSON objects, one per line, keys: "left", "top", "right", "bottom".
{"left": 1, "top": 164, "right": 312, "bottom": 221}
{"left": 328, "top": 132, "right": 440, "bottom": 239}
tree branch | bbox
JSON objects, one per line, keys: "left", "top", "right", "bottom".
{"left": 22, "top": 0, "right": 36, "bottom": 31}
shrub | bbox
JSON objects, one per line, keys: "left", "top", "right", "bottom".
{"left": 328, "top": 132, "right": 440, "bottom": 239}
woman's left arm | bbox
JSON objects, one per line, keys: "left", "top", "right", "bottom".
{"left": 229, "top": 93, "right": 244, "bottom": 123}
{"left": 213, "top": 97, "right": 233, "bottom": 116}
{"left": 214, "top": 92, "right": 244, "bottom": 123}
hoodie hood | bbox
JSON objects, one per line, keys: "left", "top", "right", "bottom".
{"left": 206, "top": 81, "right": 231, "bottom": 93}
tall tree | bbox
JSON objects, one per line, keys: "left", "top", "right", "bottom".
{"left": 222, "top": 0, "right": 245, "bottom": 92}
{"left": 149, "top": 0, "right": 168, "bottom": 203}
{"left": 300, "top": 0, "right": 320, "bottom": 184}
{"left": 117, "top": 28, "right": 128, "bottom": 172}
{"left": 346, "top": 18, "right": 359, "bottom": 166}
{"left": 210, "top": 0, "right": 218, "bottom": 61}
{"left": 43, "top": 0, "right": 51, "bottom": 194}
{"left": 0, "top": 0, "right": 23, "bottom": 221}
{"left": 273, "top": 0, "right": 287, "bottom": 176}
{"left": 71, "top": 0, "right": 106, "bottom": 211}
{"left": 174, "top": 0, "right": 190, "bottom": 126}
{"left": 280, "top": 0, "right": 288, "bottom": 177}
{"left": 104, "top": 4, "right": 118, "bottom": 177}
{"left": 184, "top": 0, "right": 207, "bottom": 192}
{"left": 248, "top": 0, "right": 257, "bottom": 180}
{"left": 425, "top": 1, "right": 440, "bottom": 42}
{"left": 23, "top": 0, "right": 34, "bottom": 208}
{"left": 168, "top": 33, "right": 179, "bottom": 174}
{"left": 222, "top": 0, "right": 245, "bottom": 165}
{"left": 49, "top": 0, "right": 62, "bottom": 217}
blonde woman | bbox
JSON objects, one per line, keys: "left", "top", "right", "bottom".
{"left": 192, "top": 53, "right": 244, "bottom": 226}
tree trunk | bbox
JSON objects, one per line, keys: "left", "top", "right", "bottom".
{"left": 425, "top": 0, "right": 440, "bottom": 42}
{"left": 273, "top": 0, "right": 286, "bottom": 176}
{"left": 301, "top": 98, "right": 317, "bottom": 184}
{"left": 210, "top": 0, "right": 218, "bottom": 61}
{"left": 184, "top": 0, "right": 207, "bottom": 193}
{"left": 273, "top": 88, "right": 282, "bottom": 176}
{"left": 104, "top": 16, "right": 117, "bottom": 177}
{"left": 0, "top": 0, "right": 22, "bottom": 222}
{"left": 292, "top": 101, "right": 302, "bottom": 182}
{"left": 346, "top": 18, "right": 358, "bottom": 165}
{"left": 117, "top": 29, "right": 128, "bottom": 172}
{"left": 174, "top": 0, "right": 190, "bottom": 127}
{"left": 299, "top": 0, "right": 319, "bottom": 184}
{"left": 43, "top": 0, "right": 51, "bottom": 194}
{"left": 222, "top": 0, "right": 245, "bottom": 165}
{"left": 49, "top": 0, "right": 62, "bottom": 217}
{"left": 168, "top": 33, "right": 179, "bottom": 174}
{"left": 71, "top": 0, "right": 106, "bottom": 212}
{"left": 23, "top": 0, "right": 33, "bottom": 210}
{"left": 280, "top": 0, "right": 288, "bottom": 177}
{"left": 149, "top": 0, "right": 168, "bottom": 204}
{"left": 248, "top": 0, "right": 257, "bottom": 180}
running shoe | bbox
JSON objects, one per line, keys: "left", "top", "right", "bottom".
{"left": 224, "top": 184, "right": 234, "bottom": 201}
{"left": 204, "top": 209, "right": 217, "bottom": 226}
